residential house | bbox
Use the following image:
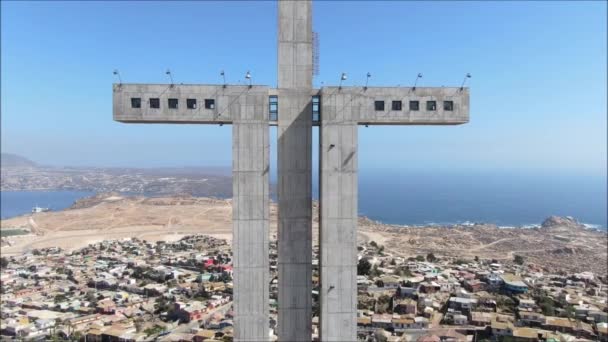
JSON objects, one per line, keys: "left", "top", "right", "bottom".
{"left": 394, "top": 298, "right": 417, "bottom": 315}
{"left": 371, "top": 314, "right": 392, "bottom": 330}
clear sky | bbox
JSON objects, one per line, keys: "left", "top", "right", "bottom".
{"left": 1, "top": 1, "right": 606, "bottom": 176}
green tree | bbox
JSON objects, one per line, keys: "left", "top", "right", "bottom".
{"left": 54, "top": 294, "right": 68, "bottom": 304}
{"left": 415, "top": 255, "right": 425, "bottom": 262}
{"left": 514, "top": 255, "right": 525, "bottom": 265}
{"left": 370, "top": 265, "right": 383, "bottom": 277}
{"left": 85, "top": 291, "right": 98, "bottom": 303}
{"left": 565, "top": 304, "right": 575, "bottom": 319}
{"left": 357, "top": 258, "right": 372, "bottom": 276}
{"left": 474, "top": 256, "right": 480, "bottom": 262}
{"left": 539, "top": 296, "right": 555, "bottom": 316}
{"left": 399, "top": 267, "right": 413, "bottom": 277}
{"left": 0, "top": 257, "right": 8, "bottom": 268}
{"left": 426, "top": 253, "right": 437, "bottom": 262}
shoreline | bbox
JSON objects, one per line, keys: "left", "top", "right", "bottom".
{"left": 1, "top": 190, "right": 606, "bottom": 231}
{"left": 1, "top": 193, "right": 606, "bottom": 276}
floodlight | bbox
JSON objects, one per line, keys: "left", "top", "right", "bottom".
{"left": 460, "top": 73, "right": 472, "bottom": 91}
{"left": 412, "top": 72, "right": 423, "bottom": 91}
{"left": 165, "top": 69, "right": 174, "bottom": 86}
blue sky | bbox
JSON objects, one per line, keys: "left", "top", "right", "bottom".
{"left": 1, "top": 1, "right": 606, "bottom": 176}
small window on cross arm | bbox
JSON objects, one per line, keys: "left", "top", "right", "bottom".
{"left": 131, "top": 98, "right": 141, "bottom": 108}
{"left": 205, "top": 99, "right": 215, "bottom": 109}
{"left": 187, "top": 99, "right": 197, "bottom": 109}
{"left": 409, "top": 101, "right": 419, "bottom": 111}
{"left": 426, "top": 101, "right": 437, "bottom": 111}
{"left": 374, "top": 100, "right": 385, "bottom": 111}
{"left": 392, "top": 101, "right": 402, "bottom": 111}
{"left": 149, "top": 98, "right": 160, "bottom": 109}
{"left": 168, "top": 98, "right": 178, "bottom": 109}
{"left": 444, "top": 101, "right": 454, "bottom": 111}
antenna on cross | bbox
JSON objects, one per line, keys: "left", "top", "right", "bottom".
{"left": 412, "top": 73, "right": 422, "bottom": 91}
{"left": 221, "top": 70, "right": 227, "bottom": 88}
{"left": 364, "top": 72, "right": 371, "bottom": 90}
{"left": 339, "top": 73, "right": 347, "bottom": 90}
{"left": 165, "top": 69, "right": 174, "bottom": 87}
{"left": 245, "top": 71, "right": 252, "bottom": 88}
{"left": 460, "top": 73, "right": 471, "bottom": 91}
{"left": 113, "top": 69, "right": 122, "bottom": 87}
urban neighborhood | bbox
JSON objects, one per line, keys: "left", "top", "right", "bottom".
{"left": 1, "top": 234, "right": 606, "bottom": 341}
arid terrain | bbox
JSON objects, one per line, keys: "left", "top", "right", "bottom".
{"left": 2, "top": 193, "right": 606, "bottom": 277}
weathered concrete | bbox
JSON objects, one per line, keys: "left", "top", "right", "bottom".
{"left": 319, "top": 119, "right": 358, "bottom": 341}
{"left": 113, "top": 84, "right": 269, "bottom": 124}
{"left": 113, "top": 2, "right": 471, "bottom": 339}
{"left": 232, "top": 89, "right": 270, "bottom": 341}
{"left": 320, "top": 86, "right": 469, "bottom": 125}
{"left": 277, "top": 0, "right": 313, "bottom": 340}
{"left": 317, "top": 86, "right": 468, "bottom": 340}
{"left": 113, "top": 84, "right": 270, "bottom": 341}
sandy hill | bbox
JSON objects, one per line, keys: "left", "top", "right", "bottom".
{"left": 1, "top": 193, "right": 606, "bottom": 276}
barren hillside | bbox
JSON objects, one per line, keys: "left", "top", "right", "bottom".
{"left": 2, "top": 194, "right": 606, "bottom": 276}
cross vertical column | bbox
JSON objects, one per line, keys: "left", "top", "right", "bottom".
{"left": 232, "top": 90, "right": 270, "bottom": 341}
{"left": 277, "top": 0, "right": 313, "bottom": 340}
{"left": 319, "top": 91, "right": 358, "bottom": 341}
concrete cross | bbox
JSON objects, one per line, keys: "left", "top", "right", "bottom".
{"left": 112, "top": 1, "right": 469, "bottom": 340}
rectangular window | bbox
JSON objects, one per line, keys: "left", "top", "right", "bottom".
{"left": 443, "top": 101, "right": 454, "bottom": 111}
{"left": 168, "top": 98, "right": 178, "bottom": 109}
{"left": 392, "top": 100, "right": 402, "bottom": 111}
{"left": 312, "top": 95, "right": 320, "bottom": 122}
{"left": 187, "top": 99, "right": 197, "bottom": 109}
{"left": 149, "top": 98, "right": 160, "bottom": 109}
{"left": 130, "top": 98, "right": 141, "bottom": 109}
{"left": 374, "top": 100, "right": 385, "bottom": 111}
{"left": 204, "top": 99, "right": 215, "bottom": 109}
{"left": 269, "top": 95, "right": 278, "bottom": 121}
{"left": 409, "top": 101, "right": 419, "bottom": 111}
{"left": 426, "top": 101, "right": 437, "bottom": 111}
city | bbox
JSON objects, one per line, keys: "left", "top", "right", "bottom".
{"left": 2, "top": 231, "right": 606, "bottom": 341}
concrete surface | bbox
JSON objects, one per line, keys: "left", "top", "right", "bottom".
{"left": 112, "top": 1, "right": 470, "bottom": 339}
{"left": 277, "top": 0, "right": 313, "bottom": 340}
{"left": 232, "top": 89, "right": 270, "bottom": 341}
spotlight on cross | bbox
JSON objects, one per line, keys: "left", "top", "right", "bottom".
{"left": 245, "top": 71, "right": 252, "bottom": 88}
{"left": 113, "top": 69, "right": 122, "bottom": 86}
{"left": 165, "top": 69, "right": 174, "bottom": 87}
{"left": 339, "top": 72, "right": 347, "bottom": 90}
{"left": 412, "top": 72, "right": 423, "bottom": 91}
{"left": 460, "top": 73, "right": 471, "bottom": 91}
{"left": 364, "top": 72, "right": 371, "bottom": 90}
{"left": 221, "top": 70, "right": 226, "bottom": 88}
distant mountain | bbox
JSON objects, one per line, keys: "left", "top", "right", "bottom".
{"left": 1, "top": 153, "right": 37, "bottom": 168}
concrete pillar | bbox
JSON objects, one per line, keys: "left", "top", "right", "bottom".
{"left": 232, "top": 90, "right": 270, "bottom": 341}
{"left": 277, "top": 0, "right": 313, "bottom": 340}
{"left": 319, "top": 91, "right": 358, "bottom": 341}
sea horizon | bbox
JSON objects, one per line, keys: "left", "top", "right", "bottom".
{"left": 2, "top": 168, "right": 606, "bottom": 231}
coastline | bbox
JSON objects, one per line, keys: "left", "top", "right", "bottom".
{"left": 2, "top": 190, "right": 606, "bottom": 231}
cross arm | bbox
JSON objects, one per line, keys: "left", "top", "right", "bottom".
{"left": 319, "top": 86, "right": 469, "bottom": 125}
{"left": 112, "top": 83, "right": 270, "bottom": 124}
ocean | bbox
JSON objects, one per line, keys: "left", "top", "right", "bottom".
{"left": 1, "top": 170, "right": 606, "bottom": 229}
{"left": 1, "top": 190, "right": 94, "bottom": 220}
{"left": 355, "top": 169, "right": 606, "bottom": 229}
